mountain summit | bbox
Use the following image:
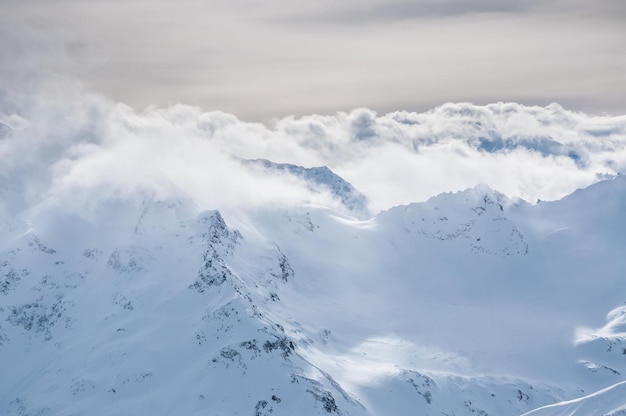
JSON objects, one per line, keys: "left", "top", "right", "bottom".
{"left": 1, "top": 169, "right": 626, "bottom": 415}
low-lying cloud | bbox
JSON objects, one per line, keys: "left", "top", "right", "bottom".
{"left": 1, "top": 76, "right": 625, "bottom": 230}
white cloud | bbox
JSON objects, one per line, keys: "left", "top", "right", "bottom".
{"left": 2, "top": 68, "right": 626, "bottom": 232}
{"left": 0, "top": 28, "right": 625, "bottom": 221}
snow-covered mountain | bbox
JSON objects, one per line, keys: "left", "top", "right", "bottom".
{"left": 1, "top": 163, "right": 626, "bottom": 415}
{"left": 242, "top": 159, "right": 370, "bottom": 218}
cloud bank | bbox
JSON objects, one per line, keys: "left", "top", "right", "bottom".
{"left": 1, "top": 76, "right": 625, "bottom": 228}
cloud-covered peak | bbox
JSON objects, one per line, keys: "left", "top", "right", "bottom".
{"left": 1, "top": 93, "right": 625, "bottom": 228}
{"left": 242, "top": 159, "right": 370, "bottom": 218}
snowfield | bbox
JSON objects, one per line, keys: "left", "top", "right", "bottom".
{"left": 1, "top": 160, "right": 625, "bottom": 415}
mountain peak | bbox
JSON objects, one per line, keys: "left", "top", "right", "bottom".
{"left": 378, "top": 184, "right": 528, "bottom": 256}
{"left": 3, "top": 165, "right": 626, "bottom": 415}
{"left": 243, "top": 159, "right": 370, "bottom": 218}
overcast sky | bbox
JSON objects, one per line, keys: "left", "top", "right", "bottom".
{"left": 1, "top": 0, "right": 625, "bottom": 121}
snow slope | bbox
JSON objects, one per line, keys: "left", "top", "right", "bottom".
{"left": 522, "top": 381, "right": 626, "bottom": 416}
{"left": 0, "top": 202, "right": 367, "bottom": 415}
{"left": 1, "top": 169, "right": 626, "bottom": 415}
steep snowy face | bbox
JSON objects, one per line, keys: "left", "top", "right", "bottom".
{"left": 242, "top": 159, "right": 370, "bottom": 218}
{"left": 1, "top": 175, "right": 626, "bottom": 416}
{"left": 0, "top": 201, "right": 366, "bottom": 416}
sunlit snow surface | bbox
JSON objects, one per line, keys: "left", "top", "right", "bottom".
{"left": 522, "top": 381, "right": 626, "bottom": 416}
{"left": 1, "top": 170, "right": 625, "bottom": 415}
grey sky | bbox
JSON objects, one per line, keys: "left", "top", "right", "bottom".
{"left": 1, "top": 0, "right": 625, "bottom": 121}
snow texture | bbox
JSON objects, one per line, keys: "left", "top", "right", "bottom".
{"left": 2, "top": 169, "right": 626, "bottom": 415}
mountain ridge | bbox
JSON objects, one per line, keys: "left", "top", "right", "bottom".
{"left": 1, "top": 171, "right": 625, "bottom": 415}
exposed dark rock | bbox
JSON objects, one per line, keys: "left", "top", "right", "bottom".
{"left": 263, "top": 336, "right": 296, "bottom": 358}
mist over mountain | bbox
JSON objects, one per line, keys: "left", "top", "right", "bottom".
{"left": 1, "top": 87, "right": 626, "bottom": 415}
{"left": 1, "top": 86, "right": 625, "bottom": 219}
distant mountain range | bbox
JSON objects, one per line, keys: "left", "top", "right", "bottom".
{"left": 2, "top": 159, "right": 625, "bottom": 415}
